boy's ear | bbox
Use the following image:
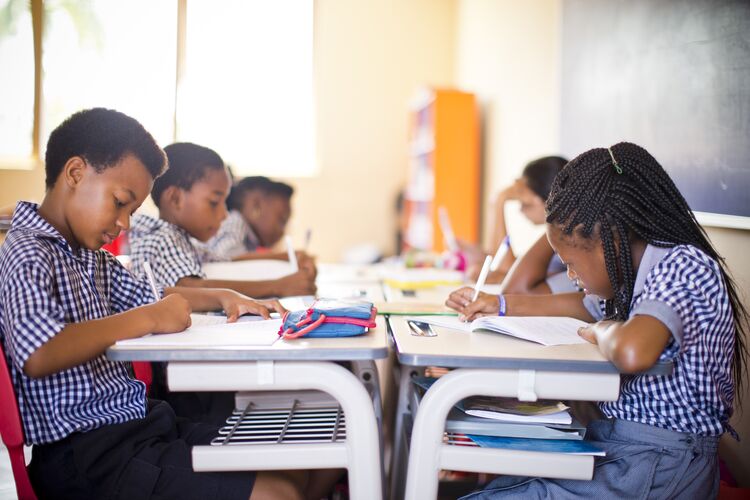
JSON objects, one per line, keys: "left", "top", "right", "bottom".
{"left": 162, "top": 185, "right": 184, "bottom": 210}
{"left": 62, "top": 156, "right": 88, "bottom": 188}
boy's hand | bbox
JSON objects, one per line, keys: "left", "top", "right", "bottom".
{"left": 445, "top": 287, "right": 499, "bottom": 322}
{"left": 148, "top": 294, "right": 192, "bottom": 334}
{"left": 217, "top": 290, "right": 288, "bottom": 322}
{"left": 296, "top": 251, "right": 317, "bottom": 278}
{"left": 277, "top": 270, "right": 317, "bottom": 296}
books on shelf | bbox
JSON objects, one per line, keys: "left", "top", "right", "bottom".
{"left": 406, "top": 315, "right": 590, "bottom": 346}
{"left": 412, "top": 377, "right": 584, "bottom": 440}
{"left": 461, "top": 396, "right": 572, "bottom": 425}
{"left": 466, "top": 434, "right": 605, "bottom": 456}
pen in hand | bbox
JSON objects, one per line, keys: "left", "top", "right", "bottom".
{"left": 142, "top": 261, "right": 160, "bottom": 303}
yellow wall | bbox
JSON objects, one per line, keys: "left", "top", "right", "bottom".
{"left": 455, "top": 0, "right": 562, "bottom": 254}
{"left": 287, "top": 0, "right": 457, "bottom": 261}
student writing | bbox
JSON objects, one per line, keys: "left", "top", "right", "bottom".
{"left": 198, "top": 176, "right": 315, "bottom": 274}
{"left": 0, "top": 108, "right": 316, "bottom": 499}
{"left": 128, "top": 142, "right": 316, "bottom": 298}
{"left": 447, "top": 142, "right": 747, "bottom": 499}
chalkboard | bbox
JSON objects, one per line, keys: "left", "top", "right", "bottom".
{"left": 560, "top": 0, "right": 750, "bottom": 227}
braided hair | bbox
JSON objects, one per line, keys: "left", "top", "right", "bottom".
{"left": 546, "top": 142, "right": 747, "bottom": 397}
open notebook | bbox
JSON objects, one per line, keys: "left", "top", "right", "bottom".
{"left": 406, "top": 315, "right": 590, "bottom": 346}
{"left": 115, "top": 314, "right": 282, "bottom": 347}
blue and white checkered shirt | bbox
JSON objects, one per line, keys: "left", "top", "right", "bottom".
{"left": 0, "top": 202, "right": 154, "bottom": 445}
{"left": 583, "top": 244, "right": 735, "bottom": 436}
{"left": 128, "top": 213, "right": 206, "bottom": 287}
{"left": 194, "top": 210, "right": 260, "bottom": 263}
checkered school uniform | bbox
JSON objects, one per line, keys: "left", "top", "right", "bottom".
{"left": 583, "top": 243, "right": 735, "bottom": 437}
{"left": 0, "top": 202, "right": 154, "bottom": 445}
{"left": 195, "top": 210, "right": 260, "bottom": 263}
{"left": 128, "top": 213, "right": 206, "bottom": 287}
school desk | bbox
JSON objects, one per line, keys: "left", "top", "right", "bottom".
{"left": 107, "top": 316, "right": 389, "bottom": 500}
{"left": 387, "top": 317, "right": 673, "bottom": 500}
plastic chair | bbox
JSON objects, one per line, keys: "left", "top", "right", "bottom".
{"left": 0, "top": 342, "right": 37, "bottom": 500}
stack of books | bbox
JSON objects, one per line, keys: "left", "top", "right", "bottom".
{"left": 413, "top": 377, "right": 604, "bottom": 456}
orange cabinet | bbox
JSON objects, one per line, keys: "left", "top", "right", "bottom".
{"left": 403, "top": 88, "right": 480, "bottom": 252}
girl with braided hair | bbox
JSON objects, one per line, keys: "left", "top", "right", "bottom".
{"left": 447, "top": 142, "right": 747, "bottom": 499}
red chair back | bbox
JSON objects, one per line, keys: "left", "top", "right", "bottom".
{"left": 0, "top": 342, "right": 37, "bottom": 499}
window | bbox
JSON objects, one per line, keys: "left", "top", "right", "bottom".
{"left": 42, "top": 0, "right": 177, "bottom": 147}
{"left": 179, "top": 0, "right": 315, "bottom": 177}
{"left": 0, "top": 0, "right": 36, "bottom": 165}
{"left": 1, "top": 0, "right": 316, "bottom": 177}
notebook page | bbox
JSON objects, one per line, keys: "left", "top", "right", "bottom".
{"left": 470, "top": 316, "right": 589, "bottom": 346}
{"left": 116, "top": 318, "right": 282, "bottom": 347}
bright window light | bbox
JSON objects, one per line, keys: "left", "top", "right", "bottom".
{"left": 0, "top": 0, "right": 35, "bottom": 163}
{"left": 178, "top": 0, "right": 315, "bottom": 177}
{"left": 42, "top": 0, "right": 177, "bottom": 149}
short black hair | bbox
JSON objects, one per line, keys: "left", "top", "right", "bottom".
{"left": 152, "top": 142, "right": 226, "bottom": 206}
{"left": 226, "top": 176, "right": 294, "bottom": 211}
{"left": 522, "top": 156, "right": 568, "bottom": 201}
{"left": 44, "top": 108, "right": 166, "bottom": 189}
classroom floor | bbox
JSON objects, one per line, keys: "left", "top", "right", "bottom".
{"left": 0, "top": 441, "right": 30, "bottom": 500}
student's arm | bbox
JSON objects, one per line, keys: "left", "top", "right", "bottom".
{"left": 500, "top": 233, "right": 555, "bottom": 294}
{"left": 24, "top": 295, "right": 191, "bottom": 379}
{"left": 445, "top": 288, "right": 594, "bottom": 322}
{"left": 176, "top": 270, "right": 316, "bottom": 298}
{"left": 577, "top": 316, "right": 671, "bottom": 373}
{"left": 165, "top": 286, "right": 286, "bottom": 321}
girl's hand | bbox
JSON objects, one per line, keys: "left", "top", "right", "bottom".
{"left": 276, "top": 270, "right": 317, "bottom": 296}
{"left": 577, "top": 320, "right": 618, "bottom": 345}
{"left": 495, "top": 179, "right": 524, "bottom": 206}
{"left": 147, "top": 294, "right": 192, "bottom": 333}
{"left": 218, "top": 291, "right": 288, "bottom": 322}
{"left": 445, "top": 287, "right": 499, "bottom": 321}
{"left": 296, "top": 251, "right": 317, "bottom": 278}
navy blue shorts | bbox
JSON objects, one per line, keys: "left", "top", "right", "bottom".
{"left": 29, "top": 399, "right": 255, "bottom": 500}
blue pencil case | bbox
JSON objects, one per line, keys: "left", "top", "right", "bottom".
{"left": 279, "top": 300, "right": 377, "bottom": 339}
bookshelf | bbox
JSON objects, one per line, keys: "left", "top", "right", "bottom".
{"left": 403, "top": 88, "right": 480, "bottom": 252}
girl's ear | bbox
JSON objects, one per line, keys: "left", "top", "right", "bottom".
{"left": 62, "top": 156, "right": 88, "bottom": 188}
{"left": 246, "top": 192, "right": 263, "bottom": 219}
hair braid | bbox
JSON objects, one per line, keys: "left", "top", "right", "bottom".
{"left": 546, "top": 142, "right": 748, "bottom": 400}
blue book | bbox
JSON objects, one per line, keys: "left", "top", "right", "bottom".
{"left": 467, "top": 434, "right": 605, "bottom": 456}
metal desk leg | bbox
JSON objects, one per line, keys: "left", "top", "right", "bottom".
{"left": 389, "top": 363, "right": 423, "bottom": 500}
{"left": 404, "top": 368, "right": 620, "bottom": 500}
{"left": 167, "top": 361, "right": 383, "bottom": 500}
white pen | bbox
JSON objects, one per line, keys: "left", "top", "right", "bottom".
{"left": 285, "top": 235, "right": 299, "bottom": 272}
{"left": 142, "top": 261, "right": 160, "bottom": 302}
{"left": 490, "top": 235, "right": 511, "bottom": 272}
{"left": 472, "top": 255, "right": 493, "bottom": 302}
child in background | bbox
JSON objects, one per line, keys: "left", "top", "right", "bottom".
{"left": 0, "top": 108, "right": 310, "bottom": 499}
{"left": 462, "top": 156, "right": 575, "bottom": 294}
{"left": 200, "top": 175, "right": 315, "bottom": 273}
{"left": 448, "top": 142, "right": 747, "bottom": 498}
{"left": 129, "top": 143, "right": 316, "bottom": 297}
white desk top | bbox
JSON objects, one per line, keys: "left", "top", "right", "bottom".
{"left": 107, "top": 317, "right": 389, "bottom": 362}
{"left": 389, "top": 317, "right": 672, "bottom": 375}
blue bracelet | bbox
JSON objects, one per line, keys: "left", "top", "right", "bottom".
{"left": 497, "top": 294, "right": 507, "bottom": 316}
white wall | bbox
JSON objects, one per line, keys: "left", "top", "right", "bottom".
{"left": 455, "top": 0, "right": 562, "bottom": 253}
